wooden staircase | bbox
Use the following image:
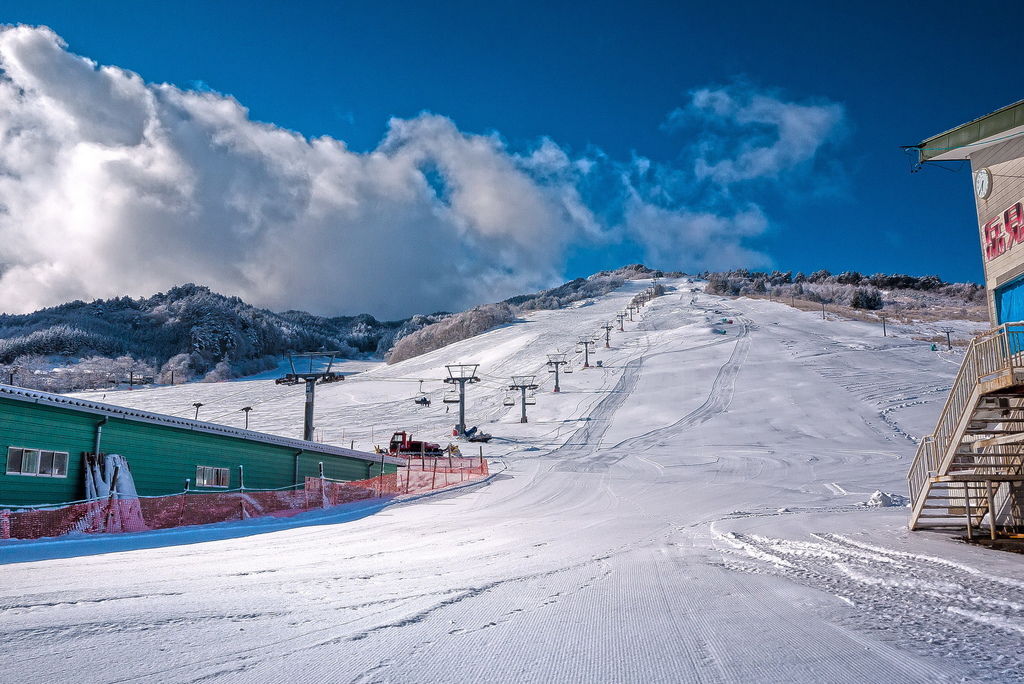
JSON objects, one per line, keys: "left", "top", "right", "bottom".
{"left": 909, "top": 323, "right": 1024, "bottom": 532}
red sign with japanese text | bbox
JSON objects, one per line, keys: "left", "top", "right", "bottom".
{"left": 984, "top": 200, "right": 1024, "bottom": 261}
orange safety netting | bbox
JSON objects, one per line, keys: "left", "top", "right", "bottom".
{"left": 0, "top": 456, "right": 488, "bottom": 540}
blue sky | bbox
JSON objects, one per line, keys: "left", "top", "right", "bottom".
{"left": 0, "top": 1, "right": 1019, "bottom": 315}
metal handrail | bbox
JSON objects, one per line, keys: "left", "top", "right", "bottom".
{"left": 908, "top": 322, "right": 1024, "bottom": 502}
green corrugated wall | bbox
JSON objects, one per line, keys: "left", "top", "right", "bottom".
{"left": 0, "top": 397, "right": 393, "bottom": 507}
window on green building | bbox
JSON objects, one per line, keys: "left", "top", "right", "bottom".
{"left": 195, "top": 465, "right": 229, "bottom": 488}
{"left": 6, "top": 448, "right": 68, "bottom": 477}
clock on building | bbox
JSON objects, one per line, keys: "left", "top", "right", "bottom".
{"left": 975, "top": 167, "right": 993, "bottom": 199}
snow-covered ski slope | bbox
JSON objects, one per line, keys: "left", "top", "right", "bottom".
{"left": 3, "top": 279, "right": 1023, "bottom": 683}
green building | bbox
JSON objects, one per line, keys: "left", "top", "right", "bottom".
{"left": 0, "top": 384, "right": 401, "bottom": 507}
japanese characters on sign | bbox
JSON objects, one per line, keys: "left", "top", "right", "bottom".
{"left": 984, "top": 200, "right": 1024, "bottom": 261}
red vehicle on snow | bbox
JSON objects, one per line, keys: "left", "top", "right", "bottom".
{"left": 384, "top": 431, "right": 443, "bottom": 457}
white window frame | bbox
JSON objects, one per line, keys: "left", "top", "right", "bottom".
{"left": 6, "top": 447, "right": 69, "bottom": 478}
{"left": 195, "top": 465, "right": 230, "bottom": 488}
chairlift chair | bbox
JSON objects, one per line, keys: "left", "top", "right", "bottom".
{"left": 525, "top": 390, "right": 537, "bottom": 405}
{"left": 502, "top": 392, "right": 515, "bottom": 407}
{"left": 563, "top": 364, "right": 574, "bottom": 374}
{"left": 442, "top": 388, "right": 461, "bottom": 404}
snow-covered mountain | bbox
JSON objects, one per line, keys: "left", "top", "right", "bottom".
{"left": 0, "top": 264, "right": 671, "bottom": 390}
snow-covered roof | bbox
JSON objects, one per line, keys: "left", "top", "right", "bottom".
{"left": 0, "top": 384, "right": 403, "bottom": 466}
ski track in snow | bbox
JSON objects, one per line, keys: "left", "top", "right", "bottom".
{"left": 716, "top": 531, "right": 1024, "bottom": 682}
{"left": 0, "top": 280, "right": 1020, "bottom": 684}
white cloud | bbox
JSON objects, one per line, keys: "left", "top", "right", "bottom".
{"left": 624, "top": 197, "right": 771, "bottom": 271}
{"left": 0, "top": 26, "right": 846, "bottom": 317}
{"left": 673, "top": 83, "right": 846, "bottom": 186}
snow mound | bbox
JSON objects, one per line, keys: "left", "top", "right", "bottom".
{"left": 863, "top": 490, "right": 910, "bottom": 507}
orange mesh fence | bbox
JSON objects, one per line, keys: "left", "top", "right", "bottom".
{"left": 1, "top": 456, "right": 488, "bottom": 540}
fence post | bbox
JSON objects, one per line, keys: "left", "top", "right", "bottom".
{"left": 431, "top": 456, "right": 438, "bottom": 490}
{"left": 104, "top": 466, "right": 121, "bottom": 533}
{"left": 179, "top": 479, "right": 190, "bottom": 527}
{"left": 319, "top": 462, "right": 327, "bottom": 508}
{"left": 378, "top": 451, "right": 385, "bottom": 496}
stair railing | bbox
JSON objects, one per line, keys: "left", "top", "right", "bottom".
{"left": 908, "top": 323, "right": 1024, "bottom": 503}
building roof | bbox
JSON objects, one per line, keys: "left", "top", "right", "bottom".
{"left": 0, "top": 384, "right": 404, "bottom": 466}
{"left": 914, "top": 99, "right": 1024, "bottom": 162}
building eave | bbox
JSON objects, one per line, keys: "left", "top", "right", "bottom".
{"left": 913, "top": 99, "right": 1024, "bottom": 162}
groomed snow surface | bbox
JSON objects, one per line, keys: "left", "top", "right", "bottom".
{"left": 3, "top": 279, "right": 1022, "bottom": 683}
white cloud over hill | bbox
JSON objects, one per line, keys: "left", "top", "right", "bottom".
{"left": 0, "top": 25, "right": 845, "bottom": 317}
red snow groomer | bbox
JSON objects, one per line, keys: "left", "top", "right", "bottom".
{"left": 384, "top": 431, "right": 444, "bottom": 457}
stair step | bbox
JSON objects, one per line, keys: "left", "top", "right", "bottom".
{"left": 954, "top": 448, "right": 1024, "bottom": 454}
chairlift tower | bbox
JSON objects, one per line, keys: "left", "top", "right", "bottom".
{"left": 275, "top": 351, "right": 345, "bottom": 441}
{"left": 616, "top": 313, "right": 626, "bottom": 332}
{"left": 940, "top": 327, "right": 955, "bottom": 350}
{"left": 601, "top": 322, "right": 614, "bottom": 348}
{"left": 627, "top": 305, "right": 636, "bottom": 321}
{"left": 444, "top": 364, "right": 480, "bottom": 435}
{"left": 578, "top": 337, "right": 596, "bottom": 368}
{"left": 509, "top": 375, "right": 539, "bottom": 423}
{"left": 546, "top": 353, "right": 568, "bottom": 393}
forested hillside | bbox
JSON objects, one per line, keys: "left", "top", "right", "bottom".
{"left": 704, "top": 269, "right": 984, "bottom": 313}
{"left": 0, "top": 265, "right": 983, "bottom": 392}
{"left": 0, "top": 285, "right": 443, "bottom": 390}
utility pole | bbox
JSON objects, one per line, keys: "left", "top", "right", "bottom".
{"left": 578, "top": 338, "right": 596, "bottom": 368}
{"left": 509, "top": 375, "right": 538, "bottom": 423}
{"left": 170, "top": 370, "right": 175, "bottom": 386}
{"left": 275, "top": 351, "right": 345, "bottom": 441}
{"left": 444, "top": 364, "right": 480, "bottom": 436}
{"left": 547, "top": 353, "right": 568, "bottom": 393}
{"left": 821, "top": 301, "right": 826, "bottom": 320}
{"left": 7, "top": 366, "right": 16, "bottom": 386}
{"left": 616, "top": 313, "right": 626, "bottom": 331}
{"left": 941, "top": 327, "right": 954, "bottom": 350}
{"left": 193, "top": 402, "right": 204, "bottom": 420}
{"left": 881, "top": 314, "right": 887, "bottom": 337}
{"left": 241, "top": 406, "right": 253, "bottom": 430}
{"left": 601, "top": 322, "right": 614, "bottom": 348}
